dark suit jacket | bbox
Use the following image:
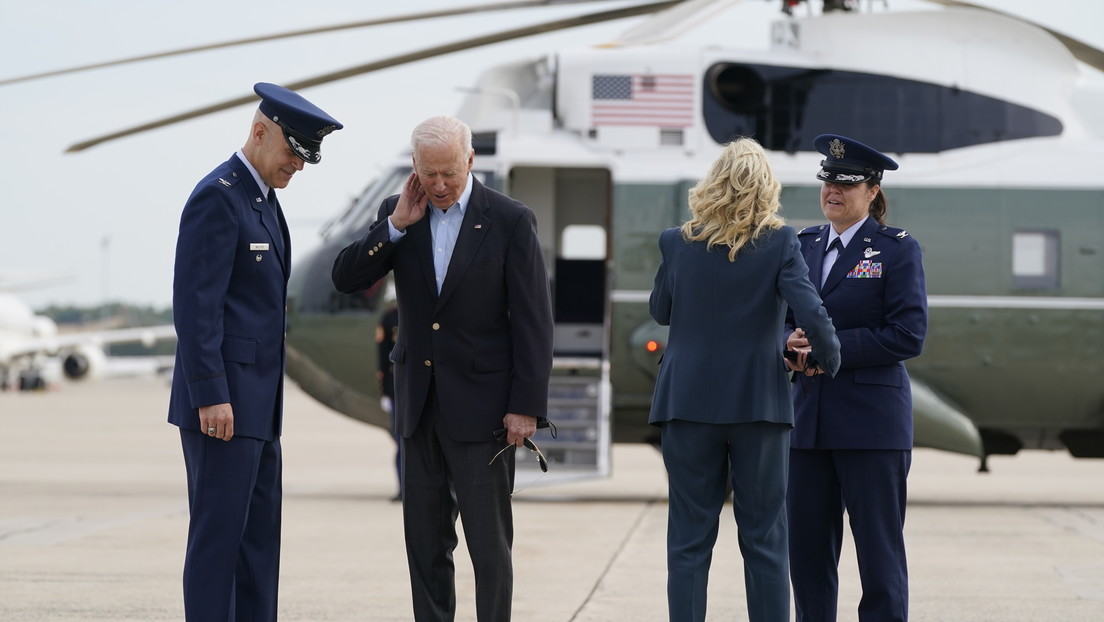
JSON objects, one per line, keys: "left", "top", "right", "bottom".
{"left": 786, "top": 217, "right": 928, "bottom": 449}
{"left": 168, "top": 153, "right": 289, "bottom": 441}
{"left": 649, "top": 226, "right": 840, "bottom": 426}
{"left": 332, "top": 177, "right": 554, "bottom": 442}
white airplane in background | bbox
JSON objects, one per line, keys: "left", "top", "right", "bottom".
{"left": 0, "top": 285, "right": 176, "bottom": 390}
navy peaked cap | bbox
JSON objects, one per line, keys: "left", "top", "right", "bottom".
{"left": 254, "top": 82, "right": 342, "bottom": 164}
{"left": 814, "top": 134, "right": 898, "bottom": 185}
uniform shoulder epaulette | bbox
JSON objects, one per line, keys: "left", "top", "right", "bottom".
{"left": 798, "top": 224, "right": 827, "bottom": 236}
{"left": 876, "top": 224, "right": 910, "bottom": 240}
{"left": 206, "top": 167, "right": 242, "bottom": 189}
{"left": 214, "top": 174, "right": 241, "bottom": 189}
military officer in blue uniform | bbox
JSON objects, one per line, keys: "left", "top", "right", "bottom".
{"left": 168, "top": 82, "right": 342, "bottom": 622}
{"left": 784, "top": 134, "right": 928, "bottom": 622}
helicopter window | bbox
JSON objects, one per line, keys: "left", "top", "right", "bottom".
{"left": 702, "top": 63, "right": 1063, "bottom": 153}
{"left": 1012, "top": 230, "right": 1059, "bottom": 290}
{"left": 345, "top": 166, "right": 412, "bottom": 239}
{"left": 561, "top": 225, "right": 607, "bottom": 260}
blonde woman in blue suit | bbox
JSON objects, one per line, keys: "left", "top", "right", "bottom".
{"left": 649, "top": 137, "right": 841, "bottom": 622}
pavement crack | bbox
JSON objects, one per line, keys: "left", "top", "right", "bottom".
{"left": 567, "top": 498, "right": 658, "bottom": 621}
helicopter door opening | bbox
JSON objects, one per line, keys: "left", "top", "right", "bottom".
{"left": 508, "top": 167, "right": 612, "bottom": 484}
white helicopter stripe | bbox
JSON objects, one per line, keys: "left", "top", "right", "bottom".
{"left": 610, "top": 290, "right": 1104, "bottom": 311}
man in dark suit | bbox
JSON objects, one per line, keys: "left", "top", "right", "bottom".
{"left": 785, "top": 134, "right": 928, "bottom": 622}
{"left": 168, "top": 82, "right": 342, "bottom": 622}
{"left": 331, "top": 115, "right": 554, "bottom": 622}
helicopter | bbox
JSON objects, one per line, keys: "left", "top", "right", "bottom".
{"left": 8, "top": 0, "right": 1104, "bottom": 482}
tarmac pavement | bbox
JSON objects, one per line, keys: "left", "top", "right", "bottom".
{"left": 1, "top": 376, "right": 1102, "bottom": 621}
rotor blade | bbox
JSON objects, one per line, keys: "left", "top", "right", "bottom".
{"left": 924, "top": 0, "right": 1104, "bottom": 73}
{"left": 66, "top": 0, "right": 680, "bottom": 153}
{"left": 606, "top": 0, "right": 738, "bottom": 47}
{"left": 1, "top": 0, "right": 644, "bottom": 87}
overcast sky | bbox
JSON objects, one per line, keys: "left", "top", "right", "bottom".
{"left": 2, "top": 0, "right": 1101, "bottom": 310}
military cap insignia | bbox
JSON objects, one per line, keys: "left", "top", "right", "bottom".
{"left": 316, "top": 124, "right": 338, "bottom": 138}
{"left": 287, "top": 135, "right": 312, "bottom": 161}
{"left": 829, "top": 138, "right": 846, "bottom": 159}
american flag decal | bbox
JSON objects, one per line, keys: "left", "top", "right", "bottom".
{"left": 591, "top": 74, "right": 694, "bottom": 127}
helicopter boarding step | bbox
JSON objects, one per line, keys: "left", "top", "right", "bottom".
{"left": 517, "top": 356, "right": 611, "bottom": 486}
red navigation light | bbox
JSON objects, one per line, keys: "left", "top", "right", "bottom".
{"left": 645, "top": 340, "right": 661, "bottom": 353}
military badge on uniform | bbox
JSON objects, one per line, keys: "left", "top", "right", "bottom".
{"left": 847, "top": 260, "right": 883, "bottom": 278}
{"left": 218, "top": 178, "right": 231, "bottom": 186}
{"left": 863, "top": 247, "right": 881, "bottom": 258}
{"left": 896, "top": 230, "right": 910, "bottom": 238}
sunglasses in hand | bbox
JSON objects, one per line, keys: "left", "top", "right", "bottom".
{"left": 490, "top": 428, "right": 549, "bottom": 473}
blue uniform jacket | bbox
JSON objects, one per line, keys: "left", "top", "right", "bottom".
{"left": 168, "top": 153, "right": 290, "bottom": 441}
{"left": 649, "top": 226, "right": 840, "bottom": 427}
{"left": 786, "top": 218, "right": 928, "bottom": 449}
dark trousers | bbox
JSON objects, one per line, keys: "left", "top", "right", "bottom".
{"left": 401, "top": 381, "right": 516, "bottom": 622}
{"left": 788, "top": 449, "right": 911, "bottom": 622}
{"left": 180, "top": 428, "right": 282, "bottom": 622}
{"left": 661, "top": 419, "right": 792, "bottom": 622}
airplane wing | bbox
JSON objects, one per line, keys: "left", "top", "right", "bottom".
{"left": 5, "top": 324, "right": 177, "bottom": 360}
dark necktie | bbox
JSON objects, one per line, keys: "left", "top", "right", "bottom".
{"left": 267, "top": 189, "right": 286, "bottom": 260}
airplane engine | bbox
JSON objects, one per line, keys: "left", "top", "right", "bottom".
{"left": 61, "top": 345, "right": 107, "bottom": 382}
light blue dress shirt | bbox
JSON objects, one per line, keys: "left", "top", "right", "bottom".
{"left": 387, "top": 173, "right": 474, "bottom": 293}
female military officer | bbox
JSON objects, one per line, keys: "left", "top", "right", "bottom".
{"left": 650, "top": 137, "right": 840, "bottom": 622}
{"left": 785, "top": 134, "right": 928, "bottom": 622}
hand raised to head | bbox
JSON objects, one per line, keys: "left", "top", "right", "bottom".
{"left": 389, "top": 172, "right": 428, "bottom": 231}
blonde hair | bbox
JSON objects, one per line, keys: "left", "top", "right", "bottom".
{"left": 681, "top": 138, "right": 785, "bottom": 261}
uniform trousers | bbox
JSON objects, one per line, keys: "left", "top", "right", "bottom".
{"left": 788, "top": 449, "right": 911, "bottom": 622}
{"left": 179, "top": 428, "right": 282, "bottom": 622}
{"left": 401, "top": 380, "right": 516, "bottom": 622}
{"left": 660, "top": 419, "right": 792, "bottom": 622}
